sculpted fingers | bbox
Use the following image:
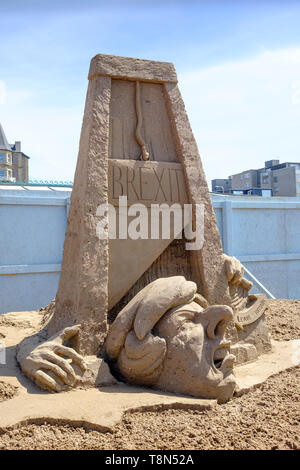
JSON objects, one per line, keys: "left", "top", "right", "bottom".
{"left": 240, "top": 278, "right": 253, "bottom": 291}
{"left": 54, "top": 345, "right": 87, "bottom": 372}
{"left": 18, "top": 329, "right": 86, "bottom": 393}
{"left": 34, "top": 370, "right": 64, "bottom": 392}
{"left": 231, "top": 264, "right": 244, "bottom": 285}
{"left": 225, "top": 256, "right": 247, "bottom": 286}
{"left": 36, "top": 358, "right": 72, "bottom": 384}
{"left": 42, "top": 352, "right": 77, "bottom": 385}
{"left": 225, "top": 256, "right": 235, "bottom": 282}
{"left": 224, "top": 254, "right": 253, "bottom": 291}
{"left": 57, "top": 324, "right": 81, "bottom": 345}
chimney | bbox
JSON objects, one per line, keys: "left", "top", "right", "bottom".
{"left": 14, "top": 141, "right": 21, "bottom": 152}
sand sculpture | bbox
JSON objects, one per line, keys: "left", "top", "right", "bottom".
{"left": 16, "top": 54, "right": 272, "bottom": 403}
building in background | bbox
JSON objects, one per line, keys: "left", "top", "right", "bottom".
{"left": 0, "top": 123, "right": 30, "bottom": 183}
{"left": 211, "top": 177, "right": 232, "bottom": 194}
{"left": 212, "top": 160, "right": 300, "bottom": 197}
{"left": 259, "top": 160, "right": 300, "bottom": 197}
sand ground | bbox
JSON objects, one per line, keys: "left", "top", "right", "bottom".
{"left": 0, "top": 299, "right": 299, "bottom": 450}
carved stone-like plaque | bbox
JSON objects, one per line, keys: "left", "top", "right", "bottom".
{"left": 109, "top": 160, "right": 188, "bottom": 205}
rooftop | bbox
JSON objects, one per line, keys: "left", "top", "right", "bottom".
{"left": 0, "top": 123, "right": 12, "bottom": 151}
{"left": 0, "top": 122, "right": 30, "bottom": 158}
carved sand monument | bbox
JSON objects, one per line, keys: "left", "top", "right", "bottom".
{"left": 13, "top": 54, "right": 277, "bottom": 406}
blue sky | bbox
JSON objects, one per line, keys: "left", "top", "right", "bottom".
{"left": 1, "top": 0, "right": 300, "bottom": 185}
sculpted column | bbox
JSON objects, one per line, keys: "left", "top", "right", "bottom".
{"left": 47, "top": 72, "right": 111, "bottom": 355}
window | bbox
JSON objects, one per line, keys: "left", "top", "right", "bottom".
{"left": 262, "top": 176, "right": 269, "bottom": 184}
{"left": 7, "top": 154, "right": 12, "bottom": 164}
{"left": 0, "top": 153, "right": 4, "bottom": 162}
{"left": 0, "top": 169, "right": 4, "bottom": 177}
{"left": 273, "top": 176, "right": 278, "bottom": 183}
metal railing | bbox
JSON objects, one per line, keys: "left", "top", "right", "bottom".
{"left": 0, "top": 179, "right": 73, "bottom": 187}
{"left": 243, "top": 266, "right": 276, "bottom": 299}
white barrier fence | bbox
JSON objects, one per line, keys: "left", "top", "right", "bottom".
{"left": 0, "top": 189, "right": 299, "bottom": 313}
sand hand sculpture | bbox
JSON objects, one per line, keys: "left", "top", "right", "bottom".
{"left": 17, "top": 325, "right": 87, "bottom": 392}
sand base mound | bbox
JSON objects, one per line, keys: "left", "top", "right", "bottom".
{"left": 0, "top": 299, "right": 299, "bottom": 450}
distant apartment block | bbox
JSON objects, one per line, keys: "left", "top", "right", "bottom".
{"left": 0, "top": 122, "right": 29, "bottom": 183}
{"left": 211, "top": 178, "right": 232, "bottom": 194}
{"left": 212, "top": 160, "right": 300, "bottom": 197}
